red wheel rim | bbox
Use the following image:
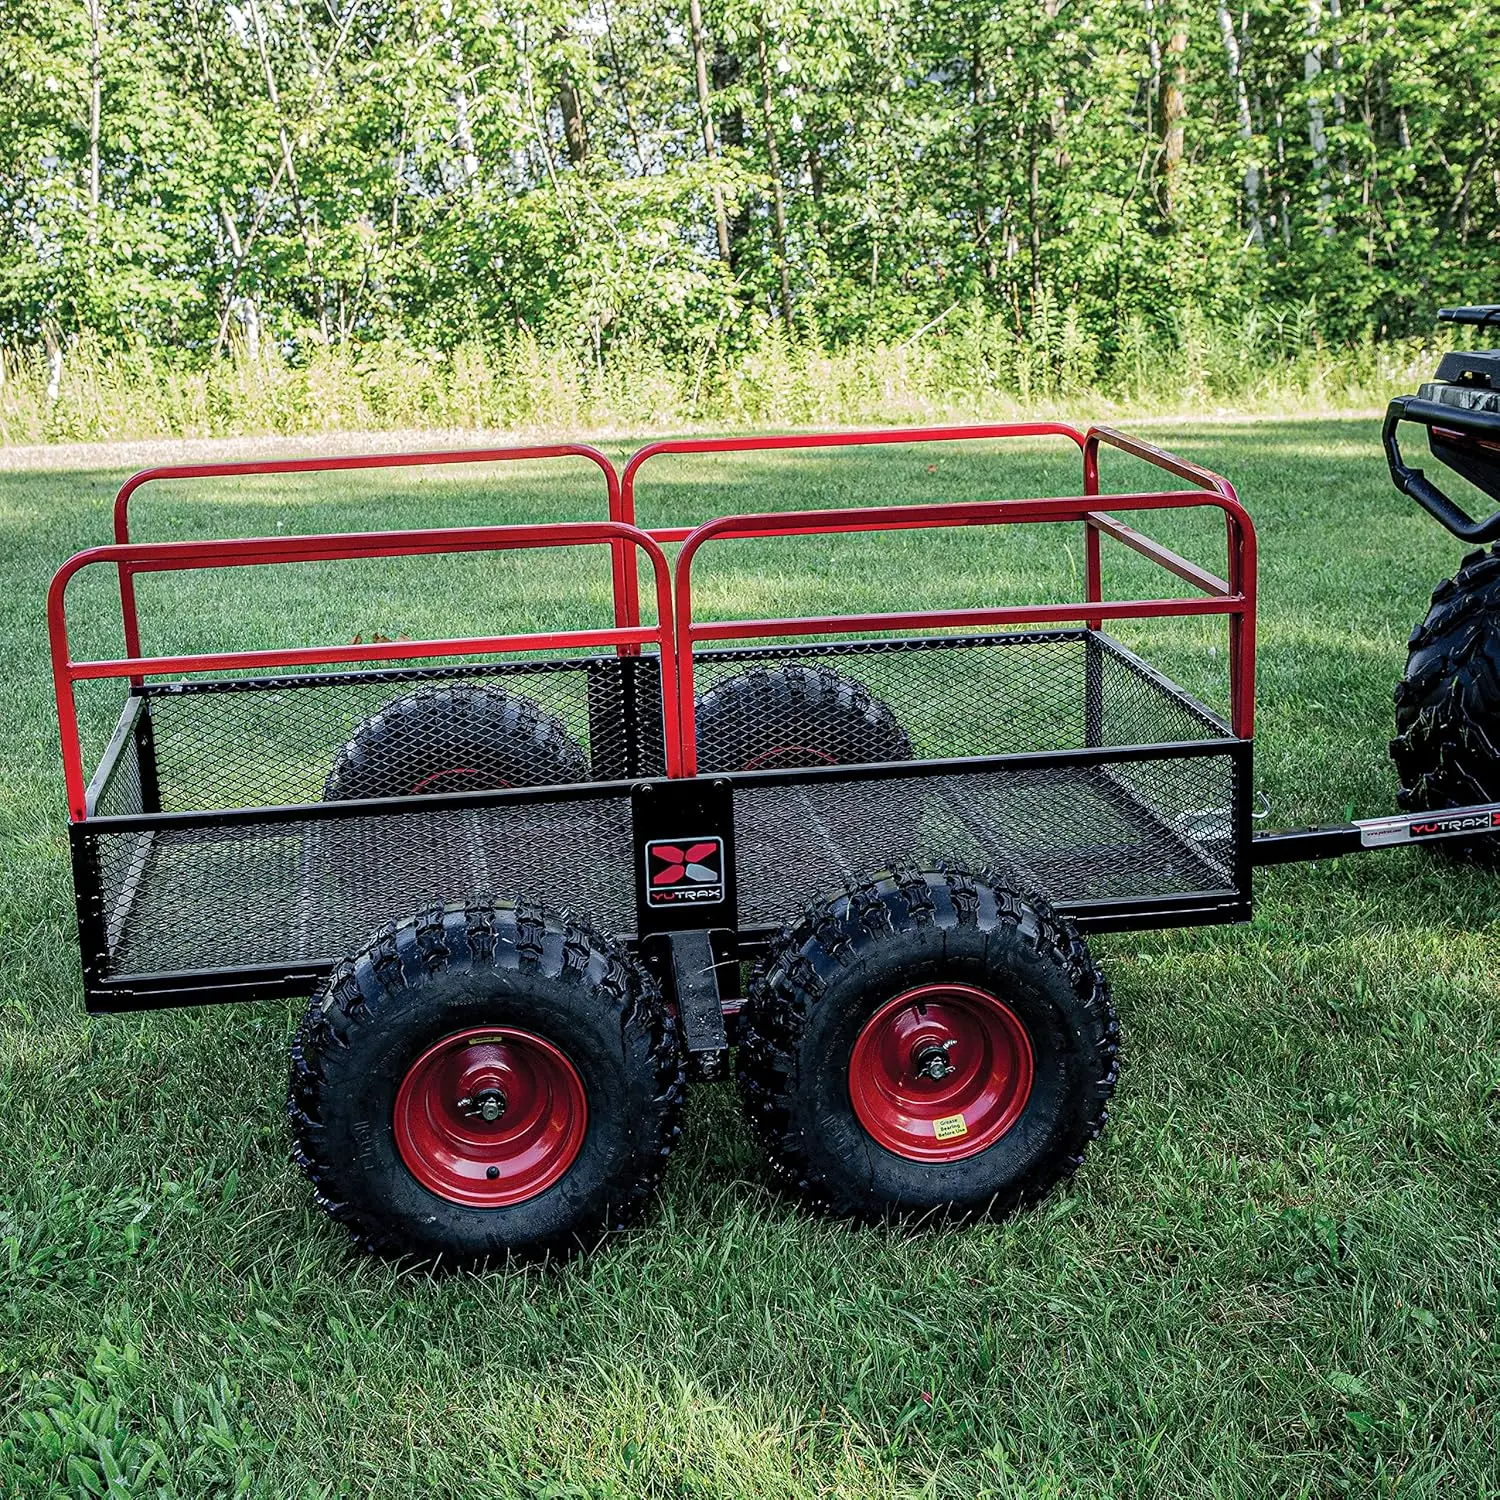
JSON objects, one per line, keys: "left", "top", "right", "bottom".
{"left": 393, "top": 1028, "right": 587, "bottom": 1206}
{"left": 848, "top": 983, "right": 1034, "bottom": 1162}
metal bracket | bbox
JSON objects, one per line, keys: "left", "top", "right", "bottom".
{"left": 660, "top": 928, "right": 729, "bottom": 1056}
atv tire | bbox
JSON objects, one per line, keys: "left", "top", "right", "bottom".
{"left": 289, "top": 899, "right": 684, "bottom": 1265}
{"left": 324, "top": 683, "right": 588, "bottom": 801}
{"left": 694, "top": 665, "right": 912, "bottom": 772}
{"left": 1392, "top": 545, "right": 1500, "bottom": 865}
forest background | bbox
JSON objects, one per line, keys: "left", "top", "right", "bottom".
{"left": 2, "top": 0, "right": 1497, "bottom": 441}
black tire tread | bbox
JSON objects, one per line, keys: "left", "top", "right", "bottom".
{"left": 734, "top": 865, "right": 1118, "bottom": 1222}
{"left": 288, "top": 898, "right": 685, "bottom": 1264}
{"left": 695, "top": 665, "right": 912, "bottom": 771}
{"left": 1391, "top": 545, "right": 1500, "bottom": 864}
{"left": 323, "top": 683, "right": 589, "bottom": 801}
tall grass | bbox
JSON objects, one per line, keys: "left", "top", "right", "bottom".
{"left": 0, "top": 305, "right": 1458, "bottom": 446}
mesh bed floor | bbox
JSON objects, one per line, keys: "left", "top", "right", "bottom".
{"left": 100, "top": 759, "right": 1235, "bottom": 978}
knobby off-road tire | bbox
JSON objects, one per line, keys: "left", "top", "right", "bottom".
{"left": 323, "top": 683, "right": 589, "bottom": 801}
{"left": 1392, "top": 544, "right": 1500, "bottom": 866}
{"left": 289, "top": 899, "right": 684, "bottom": 1265}
{"left": 736, "top": 867, "right": 1118, "bottom": 1223}
{"left": 694, "top": 665, "right": 913, "bottom": 772}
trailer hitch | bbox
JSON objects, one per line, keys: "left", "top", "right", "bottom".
{"left": 1252, "top": 800, "right": 1500, "bottom": 865}
{"left": 657, "top": 927, "right": 731, "bottom": 1060}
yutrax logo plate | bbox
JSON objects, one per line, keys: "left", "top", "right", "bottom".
{"left": 1409, "top": 810, "right": 1500, "bottom": 839}
{"left": 645, "top": 837, "right": 727, "bottom": 908}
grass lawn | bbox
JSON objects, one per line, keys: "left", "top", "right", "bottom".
{"left": 1, "top": 417, "right": 1497, "bottom": 1498}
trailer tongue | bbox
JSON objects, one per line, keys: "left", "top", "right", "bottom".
{"left": 1253, "top": 801, "right": 1500, "bottom": 863}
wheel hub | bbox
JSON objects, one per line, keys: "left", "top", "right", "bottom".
{"left": 912, "top": 1038, "right": 958, "bottom": 1081}
{"left": 393, "top": 1028, "right": 587, "bottom": 1207}
{"left": 458, "top": 1086, "right": 508, "bottom": 1123}
{"left": 848, "top": 983, "right": 1034, "bottom": 1162}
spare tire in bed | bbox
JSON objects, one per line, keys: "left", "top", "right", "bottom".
{"left": 323, "top": 683, "right": 589, "bottom": 802}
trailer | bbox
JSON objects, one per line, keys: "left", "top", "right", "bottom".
{"left": 49, "top": 401, "right": 1500, "bottom": 1264}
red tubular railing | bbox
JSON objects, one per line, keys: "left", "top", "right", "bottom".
{"left": 617, "top": 423, "right": 1091, "bottom": 624}
{"left": 57, "top": 423, "right": 1254, "bottom": 813}
{"left": 109, "top": 444, "right": 629, "bottom": 662}
{"left": 50, "top": 520, "right": 677, "bottom": 820}
{"left": 671, "top": 487, "right": 1257, "bottom": 774}
{"left": 1081, "top": 425, "right": 1255, "bottom": 733}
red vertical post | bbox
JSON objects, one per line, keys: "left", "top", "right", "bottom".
{"left": 1083, "top": 433, "right": 1103, "bottom": 631}
{"left": 1084, "top": 523, "right": 1103, "bottom": 632}
{"left": 1222, "top": 498, "right": 1256, "bottom": 739}
{"left": 617, "top": 459, "right": 646, "bottom": 626}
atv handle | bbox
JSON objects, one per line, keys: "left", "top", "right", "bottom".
{"left": 1382, "top": 396, "right": 1500, "bottom": 543}
{"left": 1437, "top": 305, "right": 1500, "bottom": 329}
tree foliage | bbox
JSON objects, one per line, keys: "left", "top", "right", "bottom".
{"left": 1, "top": 0, "right": 1496, "bottom": 365}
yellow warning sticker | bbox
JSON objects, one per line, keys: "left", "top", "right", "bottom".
{"left": 933, "top": 1113, "right": 968, "bottom": 1141}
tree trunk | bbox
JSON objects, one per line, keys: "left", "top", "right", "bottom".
{"left": 1328, "top": 0, "right": 1348, "bottom": 180}
{"left": 86, "top": 0, "right": 102, "bottom": 245}
{"left": 558, "top": 71, "right": 588, "bottom": 165}
{"left": 687, "top": 0, "right": 731, "bottom": 263}
{"left": 1304, "top": 0, "right": 1333, "bottom": 234}
{"left": 1216, "top": 3, "right": 1261, "bottom": 242}
{"left": 551, "top": 23, "right": 588, "bottom": 167}
{"left": 1027, "top": 124, "right": 1041, "bottom": 310}
{"left": 970, "top": 35, "right": 995, "bottom": 279}
{"left": 712, "top": 47, "right": 748, "bottom": 267}
{"left": 1161, "top": 3, "right": 1188, "bottom": 217}
{"left": 1144, "top": 0, "right": 1162, "bottom": 137}
{"left": 46, "top": 336, "right": 64, "bottom": 405}
{"left": 1274, "top": 104, "right": 1293, "bottom": 245}
{"left": 756, "top": 25, "right": 793, "bottom": 325}
{"left": 451, "top": 32, "right": 480, "bottom": 185}
{"left": 600, "top": 0, "right": 645, "bottom": 167}
{"left": 247, "top": 0, "right": 329, "bottom": 338}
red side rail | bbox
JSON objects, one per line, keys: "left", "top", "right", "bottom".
{"left": 618, "top": 423, "right": 1091, "bottom": 624}
{"left": 1081, "top": 426, "right": 1254, "bottom": 730}
{"left": 110, "top": 444, "right": 629, "bottom": 660}
{"left": 671, "top": 488, "right": 1257, "bottom": 774}
{"left": 51, "top": 520, "right": 676, "bottom": 821}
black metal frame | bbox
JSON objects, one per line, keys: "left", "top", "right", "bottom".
{"left": 1383, "top": 396, "right": 1500, "bottom": 543}
{"left": 69, "top": 627, "right": 1253, "bottom": 1015}
{"left": 1383, "top": 305, "right": 1500, "bottom": 543}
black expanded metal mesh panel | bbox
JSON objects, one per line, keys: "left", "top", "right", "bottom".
{"left": 88, "top": 712, "right": 149, "bottom": 948}
{"left": 732, "top": 754, "right": 1237, "bottom": 927}
{"left": 691, "top": 632, "right": 1222, "bottom": 767}
{"left": 137, "top": 655, "right": 667, "bottom": 813}
{"left": 90, "top": 723, "right": 144, "bottom": 819}
{"left": 93, "top": 752, "right": 1235, "bottom": 980}
{"left": 98, "top": 796, "right": 635, "bottom": 978}
{"left": 81, "top": 630, "right": 1239, "bottom": 984}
